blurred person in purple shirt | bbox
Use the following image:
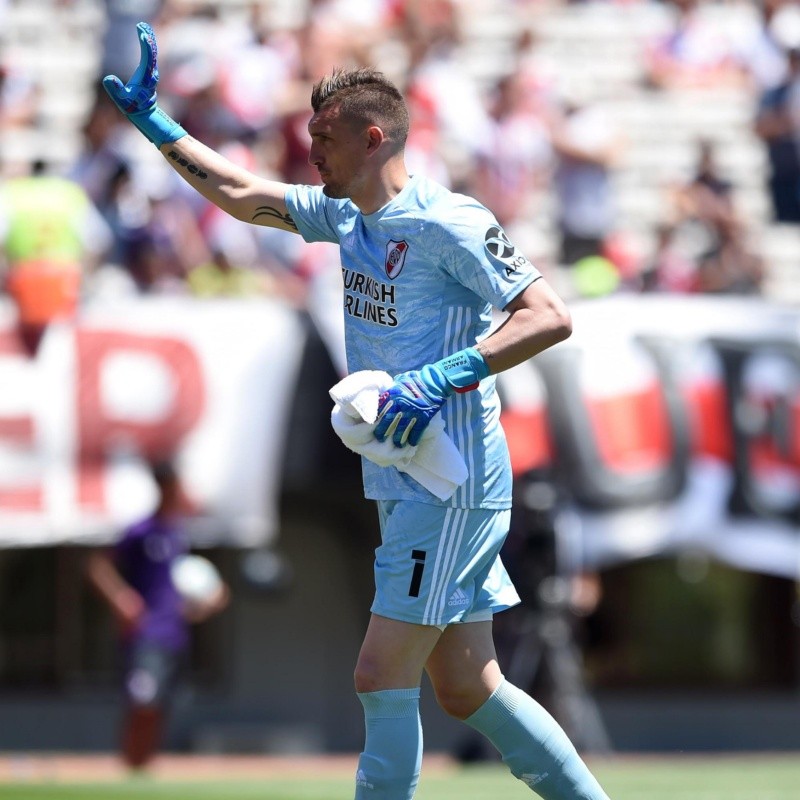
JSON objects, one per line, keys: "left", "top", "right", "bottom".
{"left": 87, "top": 460, "right": 228, "bottom": 770}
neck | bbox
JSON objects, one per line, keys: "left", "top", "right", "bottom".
{"left": 353, "top": 158, "right": 409, "bottom": 215}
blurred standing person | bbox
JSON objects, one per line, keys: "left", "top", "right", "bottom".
{"left": 69, "top": 91, "right": 133, "bottom": 209}
{"left": 668, "top": 139, "right": 764, "bottom": 294}
{"left": 669, "top": 138, "right": 739, "bottom": 243}
{"left": 674, "top": 140, "right": 735, "bottom": 214}
{"left": 730, "top": 0, "right": 795, "bottom": 94}
{"left": 87, "top": 461, "right": 229, "bottom": 771}
{"left": 754, "top": 45, "right": 800, "bottom": 223}
{"left": 472, "top": 70, "right": 553, "bottom": 230}
{"left": 550, "top": 90, "right": 623, "bottom": 267}
{"left": 0, "top": 159, "right": 112, "bottom": 355}
{"left": 101, "top": 23, "right": 612, "bottom": 800}
{"left": 402, "top": 0, "right": 494, "bottom": 187}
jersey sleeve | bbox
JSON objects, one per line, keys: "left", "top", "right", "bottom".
{"left": 284, "top": 184, "right": 342, "bottom": 244}
{"left": 436, "top": 202, "right": 541, "bottom": 308}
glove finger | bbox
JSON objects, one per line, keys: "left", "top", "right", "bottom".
{"left": 130, "top": 22, "right": 159, "bottom": 88}
{"left": 102, "top": 75, "right": 126, "bottom": 104}
{"left": 373, "top": 402, "right": 396, "bottom": 441}
{"left": 384, "top": 413, "right": 402, "bottom": 444}
{"left": 399, "top": 418, "right": 417, "bottom": 447}
{"left": 375, "top": 396, "right": 393, "bottom": 425}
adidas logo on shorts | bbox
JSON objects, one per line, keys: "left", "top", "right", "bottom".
{"left": 447, "top": 588, "right": 470, "bottom": 607}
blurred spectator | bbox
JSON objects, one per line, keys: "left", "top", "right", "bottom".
{"left": 671, "top": 139, "right": 738, "bottom": 233}
{"left": 169, "top": 60, "right": 250, "bottom": 149}
{"left": 86, "top": 460, "right": 229, "bottom": 771}
{"left": 187, "top": 248, "right": 270, "bottom": 298}
{"left": 69, "top": 91, "right": 134, "bottom": 209}
{"left": 731, "top": 0, "right": 798, "bottom": 93}
{"left": 0, "top": 160, "right": 112, "bottom": 355}
{"left": 694, "top": 216, "right": 764, "bottom": 295}
{"left": 668, "top": 139, "right": 764, "bottom": 294}
{"left": 301, "top": 0, "right": 391, "bottom": 77}
{"left": 0, "top": 58, "right": 39, "bottom": 133}
{"left": 639, "top": 223, "right": 698, "bottom": 293}
{"left": 216, "top": 6, "right": 305, "bottom": 134}
{"left": 195, "top": 137, "right": 310, "bottom": 305}
{"left": 510, "top": 27, "right": 560, "bottom": 119}
{"left": 644, "top": 0, "right": 748, "bottom": 91}
{"left": 471, "top": 69, "right": 553, "bottom": 228}
{"left": 127, "top": 188, "right": 211, "bottom": 294}
{"left": 550, "top": 90, "right": 624, "bottom": 266}
{"left": 403, "top": 0, "right": 494, "bottom": 186}
{"left": 754, "top": 45, "right": 800, "bottom": 223}
{"left": 403, "top": 83, "right": 453, "bottom": 187}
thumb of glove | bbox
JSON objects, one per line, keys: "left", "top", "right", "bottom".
{"left": 102, "top": 75, "right": 130, "bottom": 109}
{"left": 102, "top": 75, "right": 125, "bottom": 99}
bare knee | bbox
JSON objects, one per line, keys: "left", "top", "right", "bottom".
{"left": 354, "top": 657, "right": 384, "bottom": 695}
{"left": 432, "top": 680, "right": 487, "bottom": 721}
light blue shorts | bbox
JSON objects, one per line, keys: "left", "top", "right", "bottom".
{"left": 372, "top": 499, "right": 521, "bottom": 628}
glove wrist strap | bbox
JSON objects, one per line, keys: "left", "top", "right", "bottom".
{"left": 435, "top": 347, "right": 490, "bottom": 394}
{"left": 129, "top": 105, "right": 187, "bottom": 148}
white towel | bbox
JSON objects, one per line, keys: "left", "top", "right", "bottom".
{"left": 329, "top": 370, "right": 468, "bottom": 501}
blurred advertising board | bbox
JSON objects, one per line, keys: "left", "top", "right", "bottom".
{"left": 0, "top": 291, "right": 798, "bottom": 580}
{"left": 497, "top": 293, "right": 800, "bottom": 578}
{"left": 0, "top": 296, "right": 306, "bottom": 548}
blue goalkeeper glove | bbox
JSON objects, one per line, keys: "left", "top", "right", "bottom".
{"left": 374, "top": 347, "right": 490, "bottom": 448}
{"left": 102, "top": 22, "right": 187, "bottom": 148}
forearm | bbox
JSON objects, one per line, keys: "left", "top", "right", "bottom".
{"left": 87, "top": 554, "right": 141, "bottom": 617}
{"left": 476, "top": 281, "right": 572, "bottom": 374}
{"left": 159, "top": 136, "right": 296, "bottom": 231}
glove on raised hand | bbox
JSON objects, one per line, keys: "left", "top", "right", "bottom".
{"left": 374, "top": 347, "right": 489, "bottom": 448}
{"left": 102, "top": 22, "right": 187, "bottom": 148}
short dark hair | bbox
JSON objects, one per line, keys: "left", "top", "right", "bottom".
{"left": 311, "top": 68, "right": 410, "bottom": 150}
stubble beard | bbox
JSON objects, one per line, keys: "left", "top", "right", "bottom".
{"left": 322, "top": 177, "right": 351, "bottom": 200}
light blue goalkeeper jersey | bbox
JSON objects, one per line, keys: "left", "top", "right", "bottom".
{"left": 285, "top": 174, "right": 541, "bottom": 509}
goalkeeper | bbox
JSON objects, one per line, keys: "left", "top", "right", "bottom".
{"left": 103, "top": 22, "right": 610, "bottom": 800}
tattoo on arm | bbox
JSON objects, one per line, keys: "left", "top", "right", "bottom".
{"left": 252, "top": 205, "right": 297, "bottom": 231}
{"left": 166, "top": 150, "right": 208, "bottom": 179}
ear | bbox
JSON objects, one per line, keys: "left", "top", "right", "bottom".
{"left": 365, "top": 125, "right": 385, "bottom": 153}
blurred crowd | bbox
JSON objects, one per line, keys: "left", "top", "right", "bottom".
{"left": 2, "top": 0, "right": 800, "bottom": 348}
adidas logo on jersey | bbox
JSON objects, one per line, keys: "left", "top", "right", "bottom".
{"left": 447, "top": 588, "right": 470, "bottom": 607}
{"left": 355, "top": 769, "right": 374, "bottom": 789}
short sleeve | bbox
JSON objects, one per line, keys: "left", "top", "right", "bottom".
{"left": 284, "top": 184, "right": 342, "bottom": 244}
{"left": 437, "top": 202, "right": 541, "bottom": 309}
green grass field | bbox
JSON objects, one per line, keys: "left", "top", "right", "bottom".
{"left": 0, "top": 755, "right": 798, "bottom": 800}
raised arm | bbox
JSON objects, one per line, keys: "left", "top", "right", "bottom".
{"left": 158, "top": 135, "right": 298, "bottom": 232}
{"left": 103, "top": 22, "right": 297, "bottom": 233}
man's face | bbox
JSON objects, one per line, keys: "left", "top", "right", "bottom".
{"left": 307, "top": 104, "right": 369, "bottom": 199}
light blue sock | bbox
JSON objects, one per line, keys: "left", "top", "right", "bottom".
{"left": 465, "top": 679, "right": 610, "bottom": 800}
{"left": 355, "top": 688, "right": 423, "bottom": 800}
